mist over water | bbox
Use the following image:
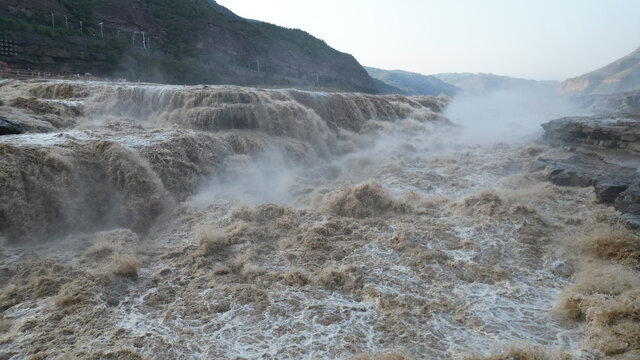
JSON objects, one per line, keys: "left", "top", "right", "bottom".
{"left": 445, "top": 87, "right": 581, "bottom": 145}
{"left": 192, "top": 149, "right": 303, "bottom": 206}
{"left": 0, "top": 80, "right": 621, "bottom": 359}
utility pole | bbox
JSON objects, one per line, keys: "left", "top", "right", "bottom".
{"left": 51, "top": 12, "right": 55, "bottom": 28}
{"left": 65, "top": 16, "right": 68, "bottom": 31}
{"left": 80, "top": 21, "right": 83, "bottom": 35}
{"left": 132, "top": 31, "right": 146, "bottom": 48}
{"left": 99, "top": 22, "right": 104, "bottom": 38}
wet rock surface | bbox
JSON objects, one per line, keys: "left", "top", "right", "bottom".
{"left": 541, "top": 114, "right": 640, "bottom": 227}
{"left": 542, "top": 113, "right": 640, "bottom": 153}
{"left": 0, "top": 117, "right": 24, "bottom": 135}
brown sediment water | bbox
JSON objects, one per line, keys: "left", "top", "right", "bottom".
{"left": 0, "top": 80, "right": 636, "bottom": 359}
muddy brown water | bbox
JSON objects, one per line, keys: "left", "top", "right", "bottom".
{"left": 0, "top": 80, "right": 637, "bottom": 359}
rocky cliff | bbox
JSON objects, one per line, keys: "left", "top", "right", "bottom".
{"left": 558, "top": 47, "right": 640, "bottom": 95}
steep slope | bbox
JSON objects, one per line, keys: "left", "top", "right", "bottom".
{"left": 370, "top": 78, "right": 406, "bottom": 95}
{"left": 365, "top": 67, "right": 459, "bottom": 96}
{"left": 434, "top": 72, "right": 559, "bottom": 94}
{"left": 0, "top": 0, "right": 378, "bottom": 92}
{"left": 558, "top": 47, "right": 640, "bottom": 95}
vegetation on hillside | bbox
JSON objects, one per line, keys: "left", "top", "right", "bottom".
{"left": 0, "top": 0, "right": 377, "bottom": 91}
{"left": 59, "top": 0, "right": 97, "bottom": 23}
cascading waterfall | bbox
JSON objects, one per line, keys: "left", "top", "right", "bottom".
{"left": 0, "top": 80, "right": 631, "bottom": 359}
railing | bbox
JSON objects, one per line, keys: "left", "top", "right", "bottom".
{"left": 0, "top": 69, "right": 110, "bottom": 82}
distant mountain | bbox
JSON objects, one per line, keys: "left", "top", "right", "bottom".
{"left": 365, "top": 67, "right": 459, "bottom": 96}
{"left": 558, "top": 47, "right": 640, "bottom": 95}
{"left": 369, "top": 78, "right": 407, "bottom": 95}
{"left": 434, "top": 73, "right": 559, "bottom": 94}
{"left": 0, "top": 0, "right": 378, "bottom": 92}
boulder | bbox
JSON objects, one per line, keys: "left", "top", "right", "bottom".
{"left": 0, "top": 117, "right": 24, "bottom": 135}
{"left": 594, "top": 181, "right": 628, "bottom": 204}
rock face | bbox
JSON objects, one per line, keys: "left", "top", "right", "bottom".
{"left": 543, "top": 153, "right": 636, "bottom": 201}
{"left": 557, "top": 47, "right": 640, "bottom": 95}
{"left": 541, "top": 114, "right": 640, "bottom": 227}
{"left": 542, "top": 114, "right": 640, "bottom": 153}
{"left": 0, "top": 117, "right": 24, "bottom": 135}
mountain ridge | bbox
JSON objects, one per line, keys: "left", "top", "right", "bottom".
{"left": 365, "top": 66, "right": 459, "bottom": 96}
{"left": 433, "top": 72, "right": 559, "bottom": 94}
{"left": 558, "top": 46, "right": 640, "bottom": 95}
{"left": 367, "top": 66, "right": 560, "bottom": 97}
{"left": 0, "top": 0, "right": 379, "bottom": 92}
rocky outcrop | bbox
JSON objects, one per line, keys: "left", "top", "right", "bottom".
{"left": 0, "top": 116, "right": 24, "bottom": 135}
{"left": 541, "top": 114, "right": 640, "bottom": 227}
{"left": 541, "top": 154, "right": 640, "bottom": 227}
{"left": 543, "top": 153, "right": 636, "bottom": 200}
{"left": 542, "top": 114, "right": 640, "bottom": 153}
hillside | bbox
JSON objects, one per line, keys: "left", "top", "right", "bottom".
{"left": 558, "top": 47, "right": 640, "bottom": 95}
{"left": 0, "top": 0, "right": 378, "bottom": 92}
{"left": 434, "top": 72, "right": 559, "bottom": 94}
{"left": 365, "top": 67, "right": 459, "bottom": 96}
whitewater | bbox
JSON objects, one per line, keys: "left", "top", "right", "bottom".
{"left": 0, "top": 80, "right": 631, "bottom": 359}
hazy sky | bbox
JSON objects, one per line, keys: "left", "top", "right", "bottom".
{"left": 216, "top": 0, "right": 640, "bottom": 81}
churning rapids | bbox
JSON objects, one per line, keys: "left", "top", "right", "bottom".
{"left": 0, "top": 80, "right": 637, "bottom": 359}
